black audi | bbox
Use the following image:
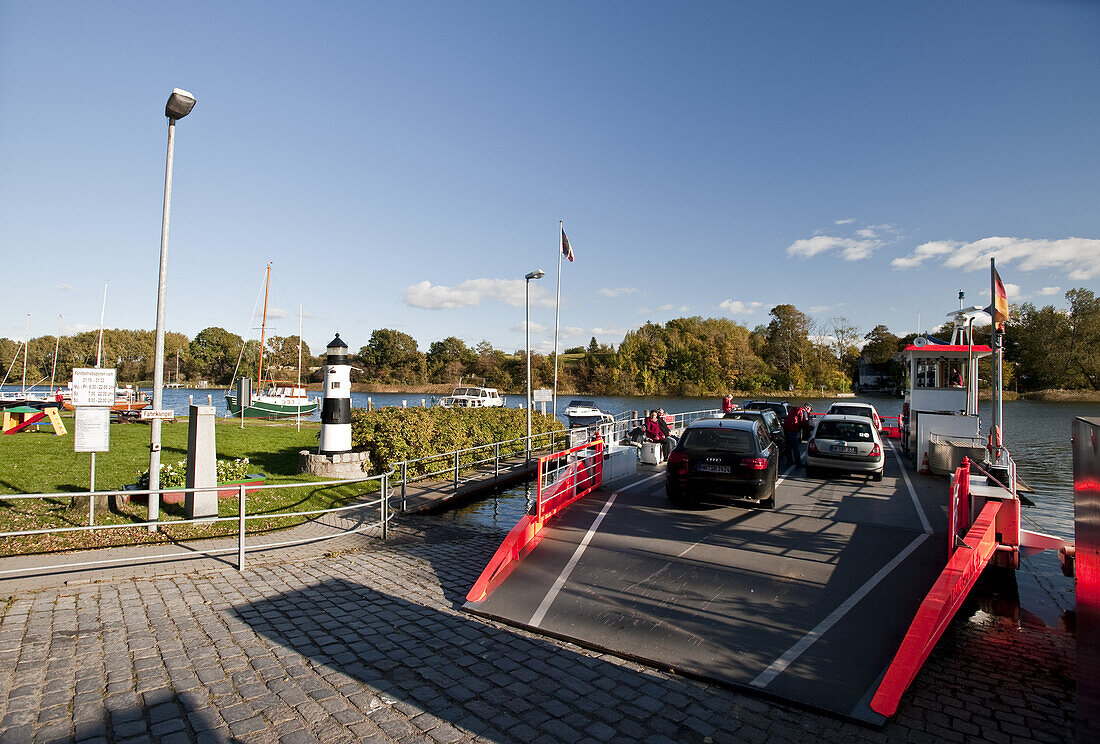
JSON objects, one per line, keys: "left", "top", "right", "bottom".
{"left": 665, "top": 417, "right": 779, "bottom": 508}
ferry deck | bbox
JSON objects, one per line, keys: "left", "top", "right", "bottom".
{"left": 464, "top": 444, "right": 947, "bottom": 725}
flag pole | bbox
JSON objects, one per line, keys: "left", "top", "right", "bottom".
{"left": 552, "top": 220, "right": 563, "bottom": 421}
{"left": 990, "top": 257, "right": 1003, "bottom": 465}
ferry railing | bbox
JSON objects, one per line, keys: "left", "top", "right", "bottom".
{"left": 0, "top": 471, "right": 393, "bottom": 578}
{"left": 467, "top": 434, "right": 604, "bottom": 603}
{"left": 573, "top": 408, "right": 721, "bottom": 446}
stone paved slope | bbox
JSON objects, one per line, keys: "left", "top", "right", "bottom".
{"left": 0, "top": 517, "right": 1075, "bottom": 743}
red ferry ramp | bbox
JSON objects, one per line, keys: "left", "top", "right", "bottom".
{"left": 463, "top": 442, "right": 948, "bottom": 725}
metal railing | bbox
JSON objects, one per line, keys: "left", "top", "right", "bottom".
{"left": 391, "top": 428, "right": 568, "bottom": 510}
{"left": 0, "top": 471, "right": 392, "bottom": 578}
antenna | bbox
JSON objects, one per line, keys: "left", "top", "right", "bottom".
{"left": 958, "top": 290, "right": 965, "bottom": 310}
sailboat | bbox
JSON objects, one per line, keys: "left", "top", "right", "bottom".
{"left": 225, "top": 265, "right": 319, "bottom": 419}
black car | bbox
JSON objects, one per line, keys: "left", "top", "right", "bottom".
{"left": 723, "top": 408, "right": 784, "bottom": 449}
{"left": 665, "top": 418, "right": 779, "bottom": 508}
{"left": 742, "top": 400, "right": 791, "bottom": 423}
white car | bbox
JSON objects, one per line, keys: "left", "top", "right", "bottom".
{"left": 806, "top": 414, "right": 885, "bottom": 481}
{"left": 825, "top": 401, "right": 882, "bottom": 432}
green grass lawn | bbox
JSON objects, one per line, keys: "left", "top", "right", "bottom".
{"left": 0, "top": 417, "right": 375, "bottom": 556}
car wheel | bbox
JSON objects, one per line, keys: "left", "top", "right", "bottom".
{"left": 872, "top": 469, "right": 883, "bottom": 482}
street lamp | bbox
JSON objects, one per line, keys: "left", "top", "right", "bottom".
{"left": 525, "top": 269, "right": 545, "bottom": 458}
{"left": 148, "top": 88, "right": 195, "bottom": 531}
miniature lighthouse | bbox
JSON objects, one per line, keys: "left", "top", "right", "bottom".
{"left": 320, "top": 333, "right": 351, "bottom": 455}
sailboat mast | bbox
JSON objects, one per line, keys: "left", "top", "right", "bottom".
{"left": 257, "top": 263, "right": 271, "bottom": 387}
{"left": 50, "top": 314, "right": 62, "bottom": 392}
{"left": 22, "top": 314, "right": 29, "bottom": 394}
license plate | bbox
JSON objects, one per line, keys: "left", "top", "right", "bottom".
{"left": 829, "top": 445, "right": 858, "bottom": 454}
{"left": 697, "top": 463, "right": 731, "bottom": 474}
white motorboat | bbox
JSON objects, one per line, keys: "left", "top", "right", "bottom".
{"left": 437, "top": 378, "right": 504, "bottom": 408}
{"left": 564, "top": 400, "right": 614, "bottom": 428}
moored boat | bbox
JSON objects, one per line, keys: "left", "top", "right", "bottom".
{"left": 563, "top": 399, "right": 614, "bottom": 428}
{"left": 436, "top": 378, "right": 504, "bottom": 408}
{"left": 226, "top": 382, "right": 317, "bottom": 419}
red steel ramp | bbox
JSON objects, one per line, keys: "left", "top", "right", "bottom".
{"left": 464, "top": 455, "right": 948, "bottom": 724}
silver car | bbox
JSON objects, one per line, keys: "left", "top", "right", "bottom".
{"left": 806, "top": 414, "right": 885, "bottom": 481}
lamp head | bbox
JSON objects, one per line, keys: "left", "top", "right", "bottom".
{"left": 525, "top": 269, "right": 546, "bottom": 281}
{"left": 165, "top": 88, "right": 196, "bottom": 120}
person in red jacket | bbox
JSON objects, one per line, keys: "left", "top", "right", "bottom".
{"left": 645, "top": 410, "right": 672, "bottom": 459}
{"left": 721, "top": 394, "right": 734, "bottom": 413}
{"left": 783, "top": 405, "right": 807, "bottom": 467}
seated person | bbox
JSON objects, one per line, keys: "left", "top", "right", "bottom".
{"left": 655, "top": 408, "right": 679, "bottom": 459}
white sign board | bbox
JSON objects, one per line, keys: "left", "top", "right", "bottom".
{"left": 71, "top": 368, "right": 117, "bottom": 407}
{"left": 533, "top": 388, "right": 552, "bottom": 402}
{"left": 74, "top": 407, "right": 111, "bottom": 452}
{"left": 140, "top": 409, "right": 175, "bottom": 421}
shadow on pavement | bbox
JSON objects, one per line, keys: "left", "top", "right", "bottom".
{"left": 230, "top": 576, "right": 729, "bottom": 743}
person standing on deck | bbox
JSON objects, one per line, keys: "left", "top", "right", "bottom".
{"left": 783, "top": 405, "right": 807, "bottom": 467}
{"left": 721, "top": 394, "right": 734, "bottom": 413}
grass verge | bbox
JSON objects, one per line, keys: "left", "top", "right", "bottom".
{"left": 0, "top": 417, "right": 374, "bottom": 556}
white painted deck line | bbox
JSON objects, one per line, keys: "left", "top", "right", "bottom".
{"left": 528, "top": 472, "right": 663, "bottom": 628}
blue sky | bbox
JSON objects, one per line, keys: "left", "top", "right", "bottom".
{"left": 2, "top": 1, "right": 1098, "bottom": 356}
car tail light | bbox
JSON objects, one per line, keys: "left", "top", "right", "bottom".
{"left": 744, "top": 457, "right": 768, "bottom": 470}
{"left": 807, "top": 439, "right": 818, "bottom": 454}
{"left": 874, "top": 413, "right": 882, "bottom": 430}
{"left": 870, "top": 443, "right": 882, "bottom": 458}
{"left": 668, "top": 450, "right": 689, "bottom": 475}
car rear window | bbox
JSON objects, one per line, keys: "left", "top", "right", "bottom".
{"left": 816, "top": 420, "right": 873, "bottom": 442}
{"left": 681, "top": 428, "right": 756, "bottom": 455}
{"left": 829, "top": 406, "right": 871, "bottom": 417}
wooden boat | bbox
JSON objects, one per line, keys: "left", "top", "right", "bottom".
{"left": 226, "top": 264, "right": 318, "bottom": 419}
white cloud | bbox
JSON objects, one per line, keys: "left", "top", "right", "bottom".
{"left": 835, "top": 218, "right": 856, "bottom": 225}
{"left": 598, "top": 286, "right": 638, "bottom": 298}
{"left": 892, "top": 237, "right": 1100, "bottom": 279}
{"left": 65, "top": 322, "right": 97, "bottom": 334}
{"left": 679, "top": 305, "right": 690, "bottom": 313}
{"left": 592, "top": 326, "right": 628, "bottom": 336}
{"left": 657, "top": 303, "right": 674, "bottom": 312}
{"left": 561, "top": 326, "right": 584, "bottom": 337}
{"left": 53, "top": 283, "right": 75, "bottom": 292}
{"left": 718, "top": 299, "right": 764, "bottom": 315}
{"left": 267, "top": 307, "right": 288, "bottom": 319}
{"left": 637, "top": 307, "right": 650, "bottom": 315}
{"left": 511, "top": 321, "right": 548, "bottom": 334}
{"left": 1037, "top": 286, "right": 1062, "bottom": 296}
{"left": 403, "top": 278, "right": 553, "bottom": 310}
{"left": 787, "top": 235, "right": 880, "bottom": 261}
{"left": 809, "top": 302, "right": 845, "bottom": 314}
{"left": 891, "top": 240, "right": 957, "bottom": 269}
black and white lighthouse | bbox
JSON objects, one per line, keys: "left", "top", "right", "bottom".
{"left": 320, "top": 334, "right": 351, "bottom": 455}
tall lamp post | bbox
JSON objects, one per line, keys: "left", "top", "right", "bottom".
{"left": 148, "top": 88, "right": 196, "bottom": 531}
{"left": 525, "top": 269, "right": 545, "bottom": 459}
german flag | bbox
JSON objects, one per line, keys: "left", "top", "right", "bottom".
{"left": 561, "top": 228, "right": 574, "bottom": 262}
{"left": 991, "top": 264, "right": 1009, "bottom": 330}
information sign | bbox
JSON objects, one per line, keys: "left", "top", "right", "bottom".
{"left": 71, "top": 368, "right": 117, "bottom": 407}
{"left": 140, "top": 409, "right": 175, "bottom": 421}
{"left": 533, "top": 388, "right": 553, "bottom": 402}
{"left": 74, "top": 407, "right": 111, "bottom": 452}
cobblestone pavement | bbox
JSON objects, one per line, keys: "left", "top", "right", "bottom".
{"left": 0, "top": 517, "right": 1075, "bottom": 743}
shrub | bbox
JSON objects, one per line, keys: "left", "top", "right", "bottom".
{"left": 351, "top": 406, "right": 565, "bottom": 476}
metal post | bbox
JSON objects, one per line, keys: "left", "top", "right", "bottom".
{"left": 526, "top": 278, "right": 532, "bottom": 460}
{"left": 454, "top": 451, "right": 460, "bottom": 491}
{"left": 148, "top": 116, "right": 178, "bottom": 532}
{"left": 238, "top": 484, "right": 246, "bottom": 571}
{"left": 89, "top": 454, "right": 95, "bottom": 527}
{"left": 401, "top": 461, "right": 407, "bottom": 511}
{"left": 381, "top": 472, "right": 389, "bottom": 540}
{"left": 494, "top": 442, "right": 500, "bottom": 477}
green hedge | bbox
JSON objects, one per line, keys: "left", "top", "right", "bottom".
{"left": 350, "top": 406, "right": 565, "bottom": 476}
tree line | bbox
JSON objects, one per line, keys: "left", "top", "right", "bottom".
{"left": 3, "top": 288, "right": 1098, "bottom": 394}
